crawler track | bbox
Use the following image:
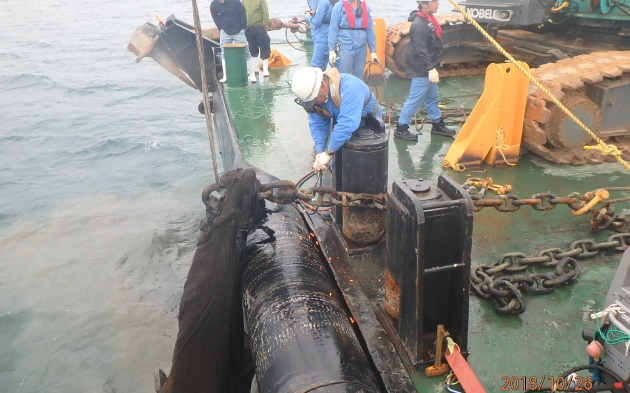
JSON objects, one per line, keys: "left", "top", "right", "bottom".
{"left": 523, "top": 51, "right": 630, "bottom": 165}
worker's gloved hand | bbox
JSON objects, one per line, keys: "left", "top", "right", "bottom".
{"left": 313, "top": 152, "right": 332, "bottom": 172}
{"left": 370, "top": 53, "right": 379, "bottom": 63}
{"left": 329, "top": 51, "right": 337, "bottom": 67}
{"left": 428, "top": 68, "right": 439, "bottom": 84}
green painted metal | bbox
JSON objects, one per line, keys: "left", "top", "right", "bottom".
{"left": 556, "top": 0, "right": 630, "bottom": 21}
{"left": 223, "top": 45, "right": 630, "bottom": 392}
{"left": 223, "top": 43, "right": 248, "bottom": 88}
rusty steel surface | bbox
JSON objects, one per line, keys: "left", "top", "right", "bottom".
{"left": 523, "top": 51, "right": 630, "bottom": 165}
{"left": 342, "top": 206, "right": 386, "bottom": 244}
{"left": 384, "top": 269, "right": 400, "bottom": 320}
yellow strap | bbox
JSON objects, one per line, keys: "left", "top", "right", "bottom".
{"left": 446, "top": 0, "right": 630, "bottom": 172}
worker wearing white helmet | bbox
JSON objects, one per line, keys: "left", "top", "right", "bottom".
{"left": 291, "top": 66, "right": 381, "bottom": 172}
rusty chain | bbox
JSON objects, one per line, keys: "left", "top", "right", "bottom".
{"left": 462, "top": 180, "right": 630, "bottom": 233}
{"left": 257, "top": 180, "right": 388, "bottom": 210}
{"left": 471, "top": 233, "right": 630, "bottom": 315}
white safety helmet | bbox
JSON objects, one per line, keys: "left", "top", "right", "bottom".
{"left": 291, "top": 67, "right": 324, "bottom": 109}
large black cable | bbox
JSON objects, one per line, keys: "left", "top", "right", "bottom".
{"left": 523, "top": 364, "right": 630, "bottom": 393}
{"left": 284, "top": 28, "right": 313, "bottom": 52}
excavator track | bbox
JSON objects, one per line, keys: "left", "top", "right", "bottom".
{"left": 386, "top": 14, "right": 504, "bottom": 78}
{"left": 523, "top": 51, "right": 630, "bottom": 165}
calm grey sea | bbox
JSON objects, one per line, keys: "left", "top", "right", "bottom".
{"left": 0, "top": 0, "right": 444, "bottom": 391}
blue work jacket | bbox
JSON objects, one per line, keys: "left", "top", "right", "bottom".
{"left": 309, "top": 0, "right": 335, "bottom": 44}
{"left": 328, "top": 1, "right": 376, "bottom": 52}
{"left": 309, "top": 73, "right": 378, "bottom": 153}
{"left": 306, "top": 0, "right": 321, "bottom": 41}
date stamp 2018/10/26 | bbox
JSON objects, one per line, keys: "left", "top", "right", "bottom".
{"left": 501, "top": 376, "right": 593, "bottom": 391}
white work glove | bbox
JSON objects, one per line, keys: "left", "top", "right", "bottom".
{"left": 428, "top": 68, "right": 439, "bottom": 84}
{"left": 313, "top": 152, "right": 332, "bottom": 172}
{"left": 329, "top": 51, "right": 337, "bottom": 66}
{"left": 370, "top": 53, "right": 379, "bottom": 63}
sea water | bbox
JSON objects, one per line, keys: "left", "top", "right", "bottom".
{"left": 0, "top": 1, "right": 444, "bottom": 391}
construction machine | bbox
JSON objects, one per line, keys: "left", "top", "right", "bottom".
{"left": 386, "top": 0, "right": 630, "bottom": 165}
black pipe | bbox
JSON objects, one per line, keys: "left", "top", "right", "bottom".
{"left": 243, "top": 202, "right": 381, "bottom": 393}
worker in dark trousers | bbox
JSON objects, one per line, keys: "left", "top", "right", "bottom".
{"left": 243, "top": 0, "right": 271, "bottom": 81}
{"left": 394, "top": 0, "right": 456, "bottom": 141}
{"left": 291, "top": 66, "right": 381, "bottom": 172}
{"left": 306, "top": 0, "right": 338, "bottom": 71}
{"left": 211, "top": 0, "right": 257, "bottom": 83}
{"left": 328, "top": 0, "right": 378, "bottom": 79}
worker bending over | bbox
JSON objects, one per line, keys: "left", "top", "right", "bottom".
{"left": 291, "top": 67, "right": 381, "bottom": 171}
{"left": 306, "top": 0, "right": 338, "bottom": 71}
{"left": 394, "top": 0, "right": 455, "bottom": 140}
{"left": 328, "top": 0, "right": 378, "bottom": 79}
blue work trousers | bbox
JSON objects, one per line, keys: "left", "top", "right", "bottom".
{"left": 338, "top": 46, "right": 367, "bottom": 79}
{"left": 219, "top": 29, "right": 252, "bottom": 60}
{"left": 398, "top": 77, "right": 442, "bottom": 125}
{"left": 311, "top": 42, "right": 329, "bottom": 71}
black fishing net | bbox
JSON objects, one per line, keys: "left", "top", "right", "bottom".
{"left": 159, "top": 168, "right": 262, "bottom": 393}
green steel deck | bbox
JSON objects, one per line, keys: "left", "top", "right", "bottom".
{"left": 223, "top": 43, "right": 630, "bottom": 392}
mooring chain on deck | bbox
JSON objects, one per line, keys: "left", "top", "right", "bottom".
{"left": 471, "top": 233, "right": 630, "bottom": 315}
{"left": 461, "top": 182, "right": 630, "bottom": 232}
{"left": 258, "top": 180, "right": 388, "bottom": 210}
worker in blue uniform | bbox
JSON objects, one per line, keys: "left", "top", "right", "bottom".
{"left": 328, "top": 0, "right": 378, "bottom": 79}
{"left": 306, "top": 0, "right": 339, "bottom": 71}
{"left": 291, "top": 66, "right": 381, "bottom": 171}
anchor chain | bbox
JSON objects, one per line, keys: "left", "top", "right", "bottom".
{"left": 462, "top": 182, "right": 630, "bottom": 233}
{"left": 471, "top": 233, "right": 630, "bottom": 315}
{"left": 258, "top": 181, "right": 387, "bottom": 210}
{"left": 203, "top": 179, "right": 387, "bottom": 210}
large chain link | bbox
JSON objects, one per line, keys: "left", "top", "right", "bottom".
{"left": 463, "top": 181, "right": 630, "bottom": 233}
{"left": 471, "top": 233, "right": 630, "bottom": 315}
{"left": 258, "top": 180, "right": 387, "bottom": 210}
{"left": 469, "top": 191, "right": 583, "bottom": 213}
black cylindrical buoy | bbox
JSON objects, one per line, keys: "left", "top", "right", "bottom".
{"left": 243, "top": 202, "right": 381, "bottom": 393}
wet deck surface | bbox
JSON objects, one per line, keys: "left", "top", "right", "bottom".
{"left": 224, "top": 43, "right": 630, "bottom": 392}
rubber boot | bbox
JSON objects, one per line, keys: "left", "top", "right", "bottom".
{"left": 262, "top": 58, "right": 269, "bottom": 77}
{"left": 248, "top": 58, "right": 257, "bottom": 83}
{"left": 219, "top": 59, "right": 227, "bottom": 83}
{"left": 431, "top": 118, "right": 456, "bottom": 136}
{"left": 253, "top": 57, "right": 260, "bottom": 74}
{"left": 394, "top": 124, "right": 418, "bottom": 141}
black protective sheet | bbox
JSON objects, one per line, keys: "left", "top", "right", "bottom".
{"left": 160, "top": 168, "right": 261, "bottom": 393}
